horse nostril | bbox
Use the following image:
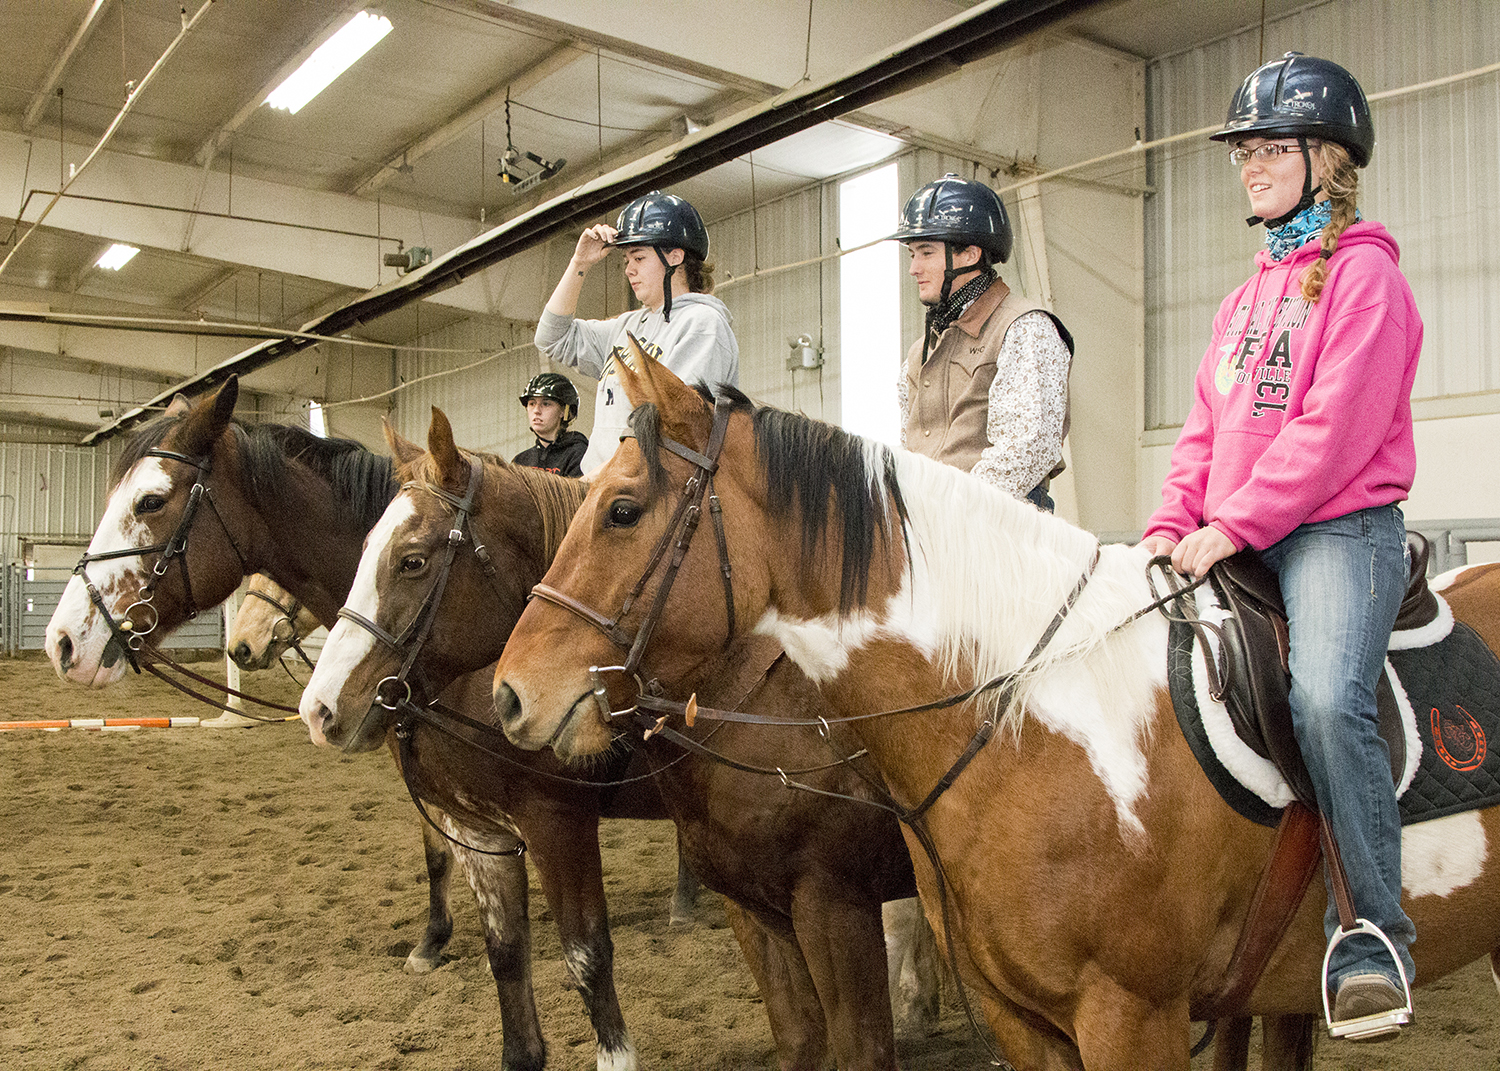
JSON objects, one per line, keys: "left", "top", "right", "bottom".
{"left": 231, "top": 642, "right": 252, "bottom": 667}
{"left": 494, "top": 683, "right": 521, "bottom": 727}
{"left": 56, "top": 633, "right": 75, "bottom": 671}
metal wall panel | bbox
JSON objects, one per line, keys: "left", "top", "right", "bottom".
{"left": 712, "top": 181, "right": 839, "bottom": 422}
{"left": 0, "top": 435, "right": 120, "bottom": 566}
{"left": 1145, "top": 0, "right": 1500, "bottom": 429}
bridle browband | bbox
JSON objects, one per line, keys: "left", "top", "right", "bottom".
{"left": 72, "top": 447, "right": 248, "bottom": 673}
{"left": 528, "top": 396, "right": 737, "bottom": 733}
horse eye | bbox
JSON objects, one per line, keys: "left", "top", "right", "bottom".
{"left": 606, "top": 500, "right": 642, "bottom": 528}
{"left": 136, "top": 494, "right": 166, "bottom": 515}
{"left": 399, "top": 554, "right": 427, "bottom": 574}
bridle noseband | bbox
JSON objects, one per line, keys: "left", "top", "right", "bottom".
{"left": 242, "top": 586, "right": 315, "bottom": 671}
{"left": 73, "top": 447, "right": 247, "bottom": 673}
{"left": 528, "top": 397, "right": 737, "bottom": 726}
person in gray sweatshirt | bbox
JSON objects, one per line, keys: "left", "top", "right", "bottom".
{"left": 534, "top": 190, "right": 740, "bottom": 474}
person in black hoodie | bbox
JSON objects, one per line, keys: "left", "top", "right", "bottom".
{"left": 512, "top": 372, "right": 588, "bottom": 477}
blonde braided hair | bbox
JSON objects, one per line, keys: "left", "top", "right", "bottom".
{"left": 1300, "top": 141, "right": 1361, "bottom": 303}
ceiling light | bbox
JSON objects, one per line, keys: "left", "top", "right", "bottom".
{"left": 265, "top": 11, "right": 392, "bottom": 115}
{"left": 96, "top": 244, "right": 140, "bottom": 271}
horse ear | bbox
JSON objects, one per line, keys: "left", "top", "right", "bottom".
{"left": 383, "top": 416, "right": 424, "bottom": 468}
{"left": 176, "top": 375, "right": 238, "bottom": 456}
{"left": 617, "top": 333, "right": 705, "bottom": 416}
{"left": 426, "top": 407, "right": 465, "bottom": 487}
{"left": 617, "top": 334, "right": 712, "bottom": 441}
{"left": 164, "top": 393, "right": 192, "bottom": 418}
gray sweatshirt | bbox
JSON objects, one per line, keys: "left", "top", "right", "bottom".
{"left": 534, "top": 294, "right": 740, "bottom": 473}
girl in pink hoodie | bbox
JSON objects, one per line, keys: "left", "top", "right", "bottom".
{"left": 1142, "top": 53, "right": 1420, "bottom": 1040}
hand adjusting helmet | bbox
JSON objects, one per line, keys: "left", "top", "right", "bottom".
{"left": 609, "top": 191, "right": 709, "bottom": 322}
{"left": 519, "top": 372, "right": 579, "bottom": 424}
{"left": 889, "top": 173, "right": 1012, "bottom": 306}
{"left": 1213, "top": 52, "right": 1374, "bottom": 228}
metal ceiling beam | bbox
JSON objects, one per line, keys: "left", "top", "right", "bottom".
{"left": 352, "top": 41, "right": 584, "bottom": 197}
{"left": 21, "top": 0, "right": 114, "bottom": 132}
{"left": 427, "top": 0, "right": 784, "bottom": 98}
{"left": 82, "top": 0, "right": 1110, "bottom": 445}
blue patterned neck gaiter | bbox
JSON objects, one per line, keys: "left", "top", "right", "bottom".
{"left": 1265, "top": 200, "right": 1359, "bottom": 262}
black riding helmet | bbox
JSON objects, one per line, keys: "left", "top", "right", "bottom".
{"left": 608, "top": 191, "right": 709, "bottom": 322}
{"left": 888, "top": 174, "right": 1012, "bottom": 306}
{"left": 1212, "top": 52, "right": 1375, "bottom": 228}
{"left": 519, "top": 372, "right": 579, "bottom": 424}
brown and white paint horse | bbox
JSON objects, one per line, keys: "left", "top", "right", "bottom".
{"left": 42, "top": 377, "right": 686, "bottom": 1071}
{"left": 301, "top": 408, "right": 942, "bottom": 1070}
{"left": 491, "top": 347, "right": 1500, "bottom": 1070}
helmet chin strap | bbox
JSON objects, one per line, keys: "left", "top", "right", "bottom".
{"left": 920, "top": 244, "right": 988, "bottom": 365}
{"left": 1247, "top": 136, "right": 1323, "bottom": 228}
{"left": 655, "top": 247, "right": 678, "bottom": 322}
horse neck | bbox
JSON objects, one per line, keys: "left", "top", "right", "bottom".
{"left": 256, "top": 462, "right": 379, "bottom": 627}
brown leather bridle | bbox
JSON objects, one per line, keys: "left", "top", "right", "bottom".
{"left": 528, "top": 396, "right": 737, "bottom": 725}
{"left": 72, "top": 447, "right": 247, "bottom": 673}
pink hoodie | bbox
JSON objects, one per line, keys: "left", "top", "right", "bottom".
{"left": 1146, "top": 221, "right": 1421, "bottom": 551}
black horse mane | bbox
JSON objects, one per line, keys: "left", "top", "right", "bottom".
{"left": 629, "top": 384, "right": 907, "bottom": 613}
{"left": 117, "top": 412, "right": 397, "bottom": 532}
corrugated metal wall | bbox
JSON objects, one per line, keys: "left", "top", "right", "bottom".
{"left": 1144, "top": 0, "right": 1500, "bottom": 429}
{"left": 392, "top": 182, "right": 844, "bottom": 457}
{"left": 0, "top": 434, "right": 121, "bottom": 565}
{"left": 712, "top": 181, "right": 839, "bottom": 422}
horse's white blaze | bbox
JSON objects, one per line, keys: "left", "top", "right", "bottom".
{"left": 1401, "top": 810, "right": 1487, "bottom": 898}
{"left": 300, "top": 496, "right": 416, "bottom": 735}
{"left": 46, "top": 457, "right": 174, "bottom": 683}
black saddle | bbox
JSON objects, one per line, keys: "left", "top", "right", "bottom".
{"left": 1201, "top": 533, "right": 1434, "bottom": 809}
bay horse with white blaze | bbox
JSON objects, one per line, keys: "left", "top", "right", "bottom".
{"left": 42, "top": 377, "right": 689, "bottom": 1071}
{"left": 301, "top": 407, "right": 942, "bottom": 1070}
{"left": 492, "top": 344, "right": 1500, "bottom": 1071}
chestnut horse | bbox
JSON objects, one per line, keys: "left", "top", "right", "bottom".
{"left": 300, "top": 407, "right": 940, "bottom": 1070}
{"left": 227, "top": 574, "right": 321, "bottom": 672}
{"left": 42, "top": 377, "right": 691, "bottom": 1071}
{"left": 492, "top": 346, "right": 1500, "bottom": 1071}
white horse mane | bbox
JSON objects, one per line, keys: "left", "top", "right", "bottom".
{"left": 881, "top": 450, "right": 1166, "bottom": 746}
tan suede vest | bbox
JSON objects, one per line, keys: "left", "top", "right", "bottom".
{"left": 903, "top": 280, "right": 1055, "bottom": 475}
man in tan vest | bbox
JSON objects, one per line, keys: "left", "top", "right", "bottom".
{"left": 892, "top": 174, "right": 1073, "bottom": 510}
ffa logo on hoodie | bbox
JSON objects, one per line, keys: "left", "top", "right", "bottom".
{"left": 1214, "top": 296, "right": 1311, "bottom": 413}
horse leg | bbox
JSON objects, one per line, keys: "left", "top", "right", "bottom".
{"left": 448, "top": 833, "right": 547, "bottom": 1071}
{"left": 1258, "top": 1013, "right": 1317, "bottom": 1071}
{"left": 669, "top": 832, "right": 700, "bottom": 928}
{"left": 789, "top": 892, "right": 898, "bottom": 1071}
{"left": 1073, "top": 980, "right": 1191, "bottom": 1071}
{"left": 722, "top": 899, "right": 830, "bottom": 1071}
{"left": 406, "top": 819, "right": 455, "bottom": 973}
{"left": 526, "top": 814, "right": 637, "bottom": 1071}
{"left": 1210, "top": 1018, "right": 1250, "bottom": 1071}
{"left": 883, "top": 897, "right": 941, "bottom": 1034}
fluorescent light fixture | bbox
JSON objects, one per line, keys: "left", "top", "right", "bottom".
{"left": 96, "top": 243, "right": 140, "bottom": 271}
{"left": 265, "top": 10, "right": 392, "bottom": 115}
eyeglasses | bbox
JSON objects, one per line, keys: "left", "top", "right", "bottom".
{"left": 1229, "top": 143, "right": 1303, "bottom": 166}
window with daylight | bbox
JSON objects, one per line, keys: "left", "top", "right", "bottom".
{"left": 838, "top": 163, "right": 901, "bottom": 446}
{"left": 308, "top": 401, "right": 328, "bottom": 438}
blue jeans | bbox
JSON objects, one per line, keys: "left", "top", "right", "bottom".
{"left": 1258, "top": 504, "right": 1415, "bottom": 992}
{"left": 1026, "top": 482, "right": 1055, "bottom": 512}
